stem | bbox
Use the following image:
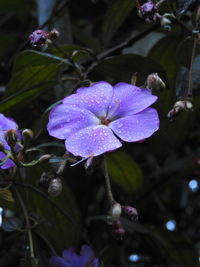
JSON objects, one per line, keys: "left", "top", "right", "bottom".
{"left": 188, "top": 3, "right": 200, "bottom": 97}
{"left": 15, "top": 182, "right": 79, "bottom": 229}
{"left": 188, "top": 38, "right": 197, "bottom": 97}
{"left": 12, "top": 185, "right": 35, "bottom": 259}
{"left": 103, "top": 156, "right": 114, "bottom": 204}
{"left": 52, "top": 41, "right": 85, "bottom": 80}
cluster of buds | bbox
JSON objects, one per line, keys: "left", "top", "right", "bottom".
{"left": 136, "top": 0, "right": 174, "bottom": 30}
{"left": 146, "top": 73, "right": 166, "bottom": 91}
{"left": 28, "top": 29, "right": 60, "bottom": 49}
{"left": 39, "top": 172, "right": 62, "bottom": 197}
{"left": 107, "top": 202, "right": 138, "bottom": 240}
{"left": 167, "top": 98, "right": 193, "bottom": 122}
{"left": 136, "top": 0, "right": 160, "bottom": 23}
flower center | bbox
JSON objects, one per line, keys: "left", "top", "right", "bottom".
{"left": 100, "top": 117, "right": 111, "bottom": 126}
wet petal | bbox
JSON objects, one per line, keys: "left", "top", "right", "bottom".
{"left": 0, "top": 114, "right": 18, "bottom": 132}
{"left": 109, "top": 108, "right": 159, "bottom": 142}
{"left": 47, "top": 104, "right": 100, "bottom": 140}
{"left": 107, "top": 82, "right": 157, "bottom": 119}
{"left": 63, "top": 81, "right": 113, "bottom": 117}
{"left": 65, "top": 125, "right": 122, "bottom": 158}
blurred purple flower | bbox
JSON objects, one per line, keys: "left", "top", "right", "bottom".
{"left": 47, "top": 81, "right": 159, "bottom": 159}
{"left": 0, "top": 114, "right": 18, "bottom": 169}
{"left": 28, "top": 29, "right": 47, "bottom": 47}
{"left": 140, "top": 1, "right": 157, "bottom": 13}
{"left": 49, "top": 245, "right": 99, "bottom": 267}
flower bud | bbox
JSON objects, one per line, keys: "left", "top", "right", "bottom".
{"left": 28, "top": 29, "right": 47, "bottom": 48}
{"left": 112, "top": 220, "right": 125, "bottom": 240}
{"left": 138, "top": 1, "right": 158, "bottom": 23}
{"left": 174, "top": 101, "right": 185, "bottom": 112}
{"left": 109, "top": 203, "right": 122, "bottom": 222}
{"left": 22, "top": 129, "right": 33, "bottom": 147}
{"left": 161, "top": 16, "right": 172, "bottom": 31}
{"left": 48, "top": 178, "right": 62, "bottom": 197}
{"left": 185, "top": 101, "right": 193, "bottom": 110}
{"left": 122, "top": 205, "right": 138, "bottom": 221}
{"left": 39, "top": 172, "right": 53, "bottom": 187}
{"left": 5, "top": 129, "right": 18, "bottom": 147}
{"left": 146, "top": 73, "right": 166, "bottom": 91}
{"left": 47, "top": 29, "right": 60, "bottom": 40}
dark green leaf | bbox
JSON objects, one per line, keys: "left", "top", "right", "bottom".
{"left": 107, "top": 151, "right": 143, "bottom": 193}
{"left": 0, "top": 50, "right": 66, "bottom": 114}
{"left": 101, "top": 0, "right": 134, "bottom": 45}
{"left": 25, "top": 166, "right": 81, "bottom": 251}
{"left": 90, "top": 54, "right": 167, "bottom": 85}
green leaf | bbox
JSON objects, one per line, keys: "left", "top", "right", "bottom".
{"left": 90, "top": 54, "right": 167, "bottom": 85}
{"left": 24, "top": 166, "right": 81, "bottom": 251}
{"left": 0, "top": 0, "right": 32, "bottom": 17}
{"left": 101, "top": 0, "right": 134, "bottom": 45}
{"left": 0, "top": 188, "right": 14, "bottom": 202}
{"left": 107, "top": 151, "right": 143, "bottom": 193}
{"left": 0, "top": 50, "right": 66, "bottom": 114}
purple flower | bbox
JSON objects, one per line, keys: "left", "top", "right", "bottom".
{"left": 49, "top": 245, "right": 99, "bottom": 267}
{"left": 0, "top": 114, "right": 18, "bottom": 169}
{"left": 28, "top": 29, "right": 47, "bottom": 47}
{"left": 47, "top": 81, "right": 159, "bottom": 159}
{"left": 140, "top": 1, "right": 157, "bottom": 13}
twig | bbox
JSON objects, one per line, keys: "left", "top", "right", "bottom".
{"left": 52, "top": 41, "right": 85, "bottom": 80}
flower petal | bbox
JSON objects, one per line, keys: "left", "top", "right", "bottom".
{"left": 80, "top": 245, "right": 94, "bottom": 264}
{"left": 107, "top": 82, "right": 157, "bottom": 119}
{"left": 62, "top": 249, "right": 82, "bottom": 267}
{"left": 0, "top": 114, "right": 18, "bottom": 132}
{"left": 49, "top": 256, "right": 70, "bottom": 267}
{"left": 109, "top": 108, "right": 159, "bottom": 142}
{"left": 47, "top": 104, "right": 100, "bottom": 140}
{"left": 0, "top": 152, "right": 15, "bottom": 169}
{"left": 65, "top": 125, "right": 122, "bottom": 158}
{"left": 63, "top": 81, "right": 113, "bottom": 117}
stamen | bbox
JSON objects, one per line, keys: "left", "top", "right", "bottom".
{"left": 107, "top": 100, "right": 119, "bottom": 120}
{"left": 71, "top": 153, "right": 94, "bottom": 167}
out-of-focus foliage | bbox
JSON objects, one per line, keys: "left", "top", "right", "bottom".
{"left": 0, "top": 0, "right": 200, "bottom": 266}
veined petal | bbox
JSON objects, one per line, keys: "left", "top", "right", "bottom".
{"left": 47, "top": 104, "right": 100, "bottom": 140}
{"left": 109, "top": 108, "right": 159, "bottom": 142}
{"left": 63, "top": 81, "right": 113, "bottom": 117}
{"left": 65, "top": 125, "right": 122, "bottom": 158}
{"left": 107, "top": 82, "right": 157, "bottom": 119}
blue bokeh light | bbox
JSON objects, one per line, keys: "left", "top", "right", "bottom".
{"left": 188, "top": 179, "right": 199, "bottom": 192}
{"left": 165, "top": 220, "right": 176, "bottom": 231}
{"left": 129, "top": 254, "right": 140, "bottom": 262}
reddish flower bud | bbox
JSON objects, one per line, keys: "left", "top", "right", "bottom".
{"left": 28, "top": 29, "right": 47, "bottom": 48}
{"left": 112, "top": 220, "right": 125, "bottom": 240}
{"left": 138, "top": 1, "right": 158, "bottom": 23}
{"left": 5, "top": 129, "right": 19, "bottom": 147}
{"left": 122, "top": 205, "right": 138, "bottom": 221}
